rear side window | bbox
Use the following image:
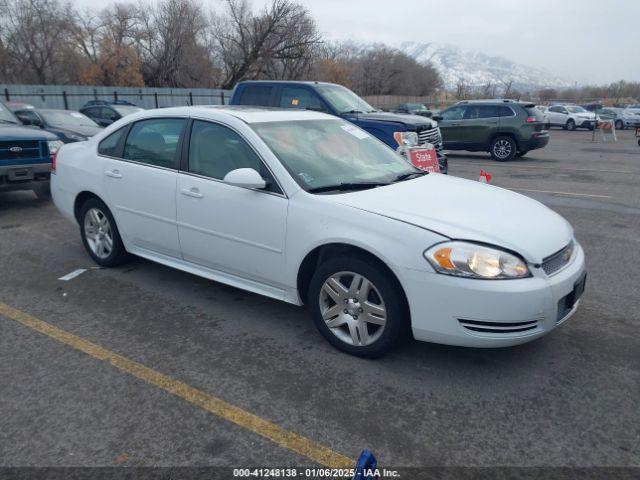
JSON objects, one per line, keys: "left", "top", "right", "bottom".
{"left": 98, "top": 127, "right": 127, "bottom": 157}
{"left": 239, "top": 86, "right": 273, "bottom": 106}
{"left": 123, "top": 118, "right": 185, "bottom": 169}
{"left": 498, "top": 106, "right": 516, "bottom": 117}
{"left": 279, "top": 87, "right": 326, "bottom": 111}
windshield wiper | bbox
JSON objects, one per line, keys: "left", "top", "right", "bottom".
{"left": 0, "top": 119, "right": 19, "bottom": 125}
{"left": 340, "top": 109, "right": 364, "bottom": 115}
{"left": 307, "top": 181, "right": 390, "bottom": 193}
{"left": 394, "top": 171, "right": 428, "bottom": 182}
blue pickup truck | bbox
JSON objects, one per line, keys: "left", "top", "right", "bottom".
{"left": 0, "top": 101, "right": 62, "bottom": 199}
{"left": 229, "top": 81, "right": 447, "bottom": 173}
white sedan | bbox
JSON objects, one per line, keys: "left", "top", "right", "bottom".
{"left": 51, "top": 106, "right": 586, "bottom": 357}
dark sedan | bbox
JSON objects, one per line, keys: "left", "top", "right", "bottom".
{"left": 14, "top": 109, "right": 102, "bottom": 143}
{"left": 393, "top": 103, "right": 433, "bottom": 118}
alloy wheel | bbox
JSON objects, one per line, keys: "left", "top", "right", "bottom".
{"left": 493, "top": 139, "right": 512, "bottom": 160}
{"left": 84, "top": 208, "right": 113, "bottom": 259}
{"left": 319, "top": 271, "right": 387, "bottom": 346}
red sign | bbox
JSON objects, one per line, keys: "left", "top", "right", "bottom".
{"left": 407, "top": 147, "right": 440, "bottom": 173}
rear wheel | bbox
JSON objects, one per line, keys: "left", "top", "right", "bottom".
{"left": 79, "top": 198, "right": 129, "bottom": 267}
{"left": 490, "top": 136, "right": 517, "bottom": 161}
{"left": 308, "top": 256, "right": 408, "bottom": 358}
{"left": 566, "top": 119, "right": 576, "bottom": 131}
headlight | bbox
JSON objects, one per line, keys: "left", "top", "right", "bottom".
{"left": 424, "top": 241, "right": 530, "bottom": 279}
{"left": 393, "top": 131, "right": 418, "bottom": 147}
{"left": 66, "top": 133, "right": 87, "bottom": 141}
{"left": 47, "top": 140, "right": 63, "bottom": 154}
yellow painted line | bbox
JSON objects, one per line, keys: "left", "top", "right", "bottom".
{"left": 0, "top": 301, "right": 353, "bottom": 468}
{"left": 510, "top": 188, "right": 612, "bottom": 199}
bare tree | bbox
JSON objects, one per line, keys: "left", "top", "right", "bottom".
{"left": 1, "top": 0, "right": 76, "bottom": 83}
{"left": 136, "top": 0, "right": 216, "bottom": 87}
{"left": 213, "top": 0, "right": 321, "bottom": 89}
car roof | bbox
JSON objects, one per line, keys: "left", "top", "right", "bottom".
{"left": 237, "top": 80, "right": 338, "bottom": 87}
{"left": 126, "top": 105, "right": 335, "bottom": 123}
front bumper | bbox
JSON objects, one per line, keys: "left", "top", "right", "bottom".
{"left": 0, "top": 162, "right": 51, "bottom": 192}
{"left": 401, "top": 242, "right": 586, "bottom": 347}
{"left": 578, "top": 119, "right": 597, "bottom": 128}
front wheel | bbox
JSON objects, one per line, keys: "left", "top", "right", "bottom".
{"left": 615, "top": 120, "right": 624, "bottom": 130}
{"left": 79, "top": 198, "right": 129, "bottom": 267}
{"left": 308, "top": 256, "right": 408, "bottom": 358}
{"left": 566, "top": 119, "right": 576, "bottom": 131}
{"left": 490, "top": 136, "right": 517, "bottom": 161}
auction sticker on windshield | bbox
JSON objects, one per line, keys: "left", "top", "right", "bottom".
{"left": 408, "top": 146, "right": 440, "bottom": 173}
{"left": 340, "top": 124, "right": 370, "bottom": 140}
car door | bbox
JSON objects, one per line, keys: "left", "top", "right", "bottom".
{"left": 461, "top": 105, "right": 499, "bottom": 149}
{"left": 548, "top": 106, "right": 567, "bottom": 126}
{"left": 176, "top": 119, "right": 288, "bottom": 289}
{"left": 437, "top": 105, "right": 467, "bottom": 148}
{"left": 102, "top": 117, "right": 186, "bottom": 258}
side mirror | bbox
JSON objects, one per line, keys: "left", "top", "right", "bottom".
{"left": 432, "top": 115, "right": 443, "bottom": 122}
{"left": 223, "top": 168, "right": 267, "bottom": 189}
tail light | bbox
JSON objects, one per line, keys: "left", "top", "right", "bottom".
{"left": 525, "top": 116, "right": 537, "bottom": 123}
{"left": 51, "top": 150, "right": 57, "bottom": 172}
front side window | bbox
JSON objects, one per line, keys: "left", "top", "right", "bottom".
{"left": 98, "top": 127, "right": 127, "bottom": 157}
{"left": 279, "top": 87, "right": 326, "bottom": 111}
{"left": 123, "top": 118, "right": 185, "bottom": 168}
{"left": 440, "top": 106, "right": 465, "bottom": 120}
{"left": 251, "top": 119, "right": 418, "bottom": 192}
{"left": 188, "top": 120, "right": 279, "bottom": 193}
{"left": 315, "top": 85, "right": 375, "bottom": 114}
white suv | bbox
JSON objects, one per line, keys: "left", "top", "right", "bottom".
{"left": 547, "top": 105, "right": 598, "bottom": 131}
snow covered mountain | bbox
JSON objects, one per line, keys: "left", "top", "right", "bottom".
{"left": 400, "top": 42, "right": 570, "bottom": 91}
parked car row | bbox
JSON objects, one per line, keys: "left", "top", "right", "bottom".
{"left": 1, "top": 99, "right": 143, "bottom": 198}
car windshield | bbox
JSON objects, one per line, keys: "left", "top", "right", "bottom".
{"left": 113, "top": 105, "right": 143, "bottom": 116}
{"left": 0, "top": 103, "right": 21, "bottom": 124}
{"left": 406, "top": 103, "right": 427, "bottom": 110}
{"left": 315, "top": 85, "right": 376, "bottom": 114}
{"left": 567, "top": 106, "right": 587, "bottom": 113}
{"left": 251, "top": 119, "right": 419, "bottom": 193}
{"left": 40, "top": 110, "right": 98, "bottom": 127}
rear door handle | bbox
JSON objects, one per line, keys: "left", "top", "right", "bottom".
{"left": 181, "top": 187, "right": 203, "bottom": 199}
{"left": 105, "top": 169, "right": 122, "bottom": 179}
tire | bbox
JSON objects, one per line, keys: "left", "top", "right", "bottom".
{"left": 566, "top": 119, "right": 576, "bottom": 131}
{"left": 615, "top": 120, "right": 624, "bottom": 130}
{"left": 490, "top": 136, "right": 517, "bottom": 161}
{"left": 516, "top": 150, "right": 528, "bottom": 158}
{"left": 307, "top": 255, "right": 408, "bottom": 358}
{"left": 33, "top": 183, "right": 51, "bottom": 200}
{"left": 78, "top": 197, "right": 129, "bottom": 267}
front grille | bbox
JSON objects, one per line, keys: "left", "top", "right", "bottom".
{"left": 0, "top": 140, "right": 45, "bottom": 161}
{"left": 458, "top": 319, "right": 538, "bottom": 334}
{"left": 417, "top": 126, "right": 443, "bottom": 151}
{"left": 542, "top": 241, "right": 574, "bottom": 276}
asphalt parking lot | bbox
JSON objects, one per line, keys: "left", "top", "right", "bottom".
{"left": 0, "top": 129, "right": 638, "bottom": 474}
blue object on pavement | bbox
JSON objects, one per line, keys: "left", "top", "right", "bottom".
{"left": 353, "top": 449, "right": 377, "bottom": 479}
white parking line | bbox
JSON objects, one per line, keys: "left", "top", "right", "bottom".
{"left": 511, "top": 188, "right": 612, "bottom": 199}
{"left": 58, "top": 269, "right": 88, "bottom": 281}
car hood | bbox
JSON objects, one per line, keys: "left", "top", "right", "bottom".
{"left": 0, "top": 124, "right": 59, "bottom": 141}
{"left": 324, "top": 174, "right": 573, "bottom": 263}
{"left": 53, "top": 125, "right": 102, "bottom": 138}
{"left": 346, "top": 111, "right": 437, "bottom": 129}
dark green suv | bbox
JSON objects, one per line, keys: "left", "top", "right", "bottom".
{"left": 436, "top": 100, "right": 549, "bottom": 161}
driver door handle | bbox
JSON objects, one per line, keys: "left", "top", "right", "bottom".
{"left": 105, "top": 169, "right": 122, "bottom": 179}
{"left": 181, "top": 187, "right": 204, "bottom": 199}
